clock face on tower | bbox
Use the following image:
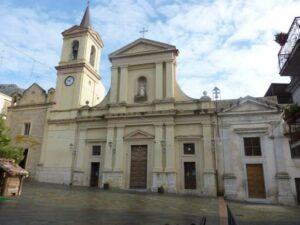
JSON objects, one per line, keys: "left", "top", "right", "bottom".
{"left": 65, "top": 76, "right": 75, "bottom": 86}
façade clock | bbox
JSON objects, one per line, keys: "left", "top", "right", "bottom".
{"left": 64, "top": 76, "right": 75, "bottom": 86}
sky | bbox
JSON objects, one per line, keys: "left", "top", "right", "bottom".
{"left": 0, "top": 0, "right": 298, "bottom": 100}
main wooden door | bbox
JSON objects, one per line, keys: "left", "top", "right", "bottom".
{"left": 184, "top": 162, "right": 196, "bottom": 189}
{"left": 90, "top": 162, "right": 100, "bottom": 187}
{"left": 246, "top": 164, "right": 266, "bottom": 198}
{"left": 130, "top": 145, "right": 147, "bottom": 189}
{"left": 296, "top": 178, "right": 300, "bottom": 204}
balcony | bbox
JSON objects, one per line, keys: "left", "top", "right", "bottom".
{"left": 278, "top": 17, "right": 300, "bottom": 76}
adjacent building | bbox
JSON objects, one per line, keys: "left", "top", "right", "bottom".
{"left": 276, "top": 16, "right": 300, "bottom": 204}
{"left": 7, "top": 83, "right": 55, "bottom": 179}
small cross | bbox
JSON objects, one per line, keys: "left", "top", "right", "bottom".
{"left": 139, "top": 27, "right": 148, "bottom": 38}
{"left": 87, "top": 0, "right": 90, "bottom": 6}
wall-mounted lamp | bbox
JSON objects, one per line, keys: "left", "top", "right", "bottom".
{"left": 69, "top": 143, "right": 74, "bottom": 151}
{"left": 160, "top": 140, "right": 166, "bottom": 150}
{"left": 108, "top": 141, "right": 112, "bottom": 149}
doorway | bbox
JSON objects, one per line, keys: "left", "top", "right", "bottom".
{"left": 246, "top": 164, "right": 266, "bottom": 198}
{"left": 130, "top": 145, "right": 147, "bottom": 189}
{"left": 184, "top": 162, "right": 196, "bottom": 189}
{"left": 90, "top": 162, "right": 100, "bottom": 187}
{"left": 19, "top": 149, "right": 28, "bottom": 169}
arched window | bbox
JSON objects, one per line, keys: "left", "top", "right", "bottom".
{"left": 90, "top": 45, "right": 96, "bottom": 66}
{"left": 71, "top": 40, "right": 79, "bottom": 60}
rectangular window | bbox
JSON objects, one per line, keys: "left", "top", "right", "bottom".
{"left": 184, "top": 143, "right": 195, "bottom": 155}
{"left": 92, "top": 145, "right": 101, "bottom": 156}
{"left": 244, "top": 137, "right": 261, "bottom": 156}
{"left": 24, "top": 123, "right": 31, "bottom": 136}
{"left": 291, "top": 145, "right": 300, "bottom": 158}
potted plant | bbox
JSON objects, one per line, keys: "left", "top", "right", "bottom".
{"left": 283, "top": 104, "right": 300, "bottom": 122}
{"left": 157, "top": 185, "right": 164, "bottom": 194}
{"left": 275, "top": 32, "right": 288, "bottom": 46}
{"left": 103, "top": 182, "right": 109, "bottom": 190}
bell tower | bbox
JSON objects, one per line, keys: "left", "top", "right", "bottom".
{"left": 54, "top": 5, "right": 105, "bottom": 109}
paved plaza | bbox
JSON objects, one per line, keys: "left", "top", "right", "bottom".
{"left": 228, "top": 201, "right": 300, "bottom": 225}
{"left": 1, "top": 181, "right": 300, "bottom": 225}
{"left": 0, "top": 182, "right": 219, "bottom": 225}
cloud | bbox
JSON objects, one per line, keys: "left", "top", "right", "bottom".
{"left": 0, "top": 0, "right": 297, "bottom": 99}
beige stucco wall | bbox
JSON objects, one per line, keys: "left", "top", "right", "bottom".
{"left": 7, "top": 105, "right": 49, "bottom": 179}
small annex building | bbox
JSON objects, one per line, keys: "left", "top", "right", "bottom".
{"left": 0, "top": 158, "right": 28, "bottom": 196}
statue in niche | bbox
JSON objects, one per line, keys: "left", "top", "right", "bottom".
{"left": 138, "top": 85, "right": 146, "bottom": 97}
{"left": 135, "top": 76, "right": 147, "bottom": 102}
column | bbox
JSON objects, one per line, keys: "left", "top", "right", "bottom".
{"left": 166, "top": 61, "right": 174, "bottom": 99}
{"left": 114, "top": 127, "right": 124, "bottom": 171}
{"left": 165, "top": 124, "right": 175, "bottom": 172}
{"left": 110, "top": 67, "right": 118, "bottom": 103}
{"left": 222, "top": 127, "right": 232, "bottom": 175}
{"left": 203, "top": 125, "right": 214, "bottom": 171}
{"left": 119, "top": 66, "right": 128, "bottom": 103}
{"left": 155, "top": 62, "right": 163, "bottom": 100}
{"left": 202, "top": 124, "right": 217, "bottom": 195}
{"left": 154, "top": 125, "right": 163, "bottom": 171}
{"left": 221, "top": 125, "right": 237, "bottom": 198}
{"left": 272, "top": 122, "right": 294, "bottom": 205}
{"left": 104, "top": 127, "right": 114, "bottom": 171}
{"left": 272, "top": 123, "right": 288, "bottom": 174}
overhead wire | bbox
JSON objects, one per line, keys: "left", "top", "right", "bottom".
{"left": 0, "top": 39, "right": 55, "bottom": 72}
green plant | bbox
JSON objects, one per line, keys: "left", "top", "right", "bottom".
{"left": 275, "top": 32, "right": 288, "bottom": 46}
{"left": 0, "top": 116, "right": 24, "bottom": 163}
{"left": 283, "top": 104, "right": 300, "bottom": 121}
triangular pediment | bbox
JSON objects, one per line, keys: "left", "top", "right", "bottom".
{"left": 62, "top": 26, "right": 103, "bottom": 46}
{"left": 62, "top": 25, "right": 86, "bottom": 35}
{"left": 124, "top": 130, "right": 154, "bottom": 140}
{"left": 109, "top": 38, "right": 177, "bottom": 59}
{"left": 222, "top": 96, "right": 279, "bottom": 114}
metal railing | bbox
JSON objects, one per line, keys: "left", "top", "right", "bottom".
{"left": 278, "top": 17, "right": 300, "bottom": 70}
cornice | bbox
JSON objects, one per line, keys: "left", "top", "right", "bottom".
{"left": 56, "top": 62, "right": 101, "bottom": 80}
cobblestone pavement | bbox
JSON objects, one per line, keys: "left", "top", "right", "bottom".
{"left": 228, "top": 201, "right": 300, "bottom": 225}
{"left": 0, "top": 181, "right": 219, "bottom": 225}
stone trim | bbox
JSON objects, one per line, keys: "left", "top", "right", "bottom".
{"left": 233, "top": 127, "right": 268, "bottom": 134}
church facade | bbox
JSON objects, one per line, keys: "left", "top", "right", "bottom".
{"left": 36, "top": 7, "right": 217, "bottom": 196}
{"left": 6, "top": 6, "right": 299, "bottom": 205}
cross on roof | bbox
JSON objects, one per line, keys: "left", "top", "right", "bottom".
{"left": 139, "top": 27, "right": 148, "bottom": 38}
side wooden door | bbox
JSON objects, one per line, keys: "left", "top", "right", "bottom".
{"left": 246, "top": 164, "right": 266, "bottom": 198}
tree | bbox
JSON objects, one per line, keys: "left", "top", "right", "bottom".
{"left": 0, "top": 115, "right": 24, "bottom": 163}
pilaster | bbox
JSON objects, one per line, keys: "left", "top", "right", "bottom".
{"left": 155, "top": 62, "right": 163, "bottom": 100}
{"left": 110, "top": 67, "right": 118, "bottom": 103}
{"left": 202, "top": 124, "right": 217, "bottom": 195}
{"left": 153, "top": 125, "right": 163, "bottom": 172}
{"left": 165, "top": 124, "right": 175, "bottom": 172}
{"left": 119, "top": 66, "right": 128, "bottom": 103}
{"left": 166, "top": 61, "right": 174, "bottom": 99}
{"left": 114, "top": 127, "right": 124, "bottom": 171}
{"left": 104, "top": 127, "right": 114, "bottom": 171}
